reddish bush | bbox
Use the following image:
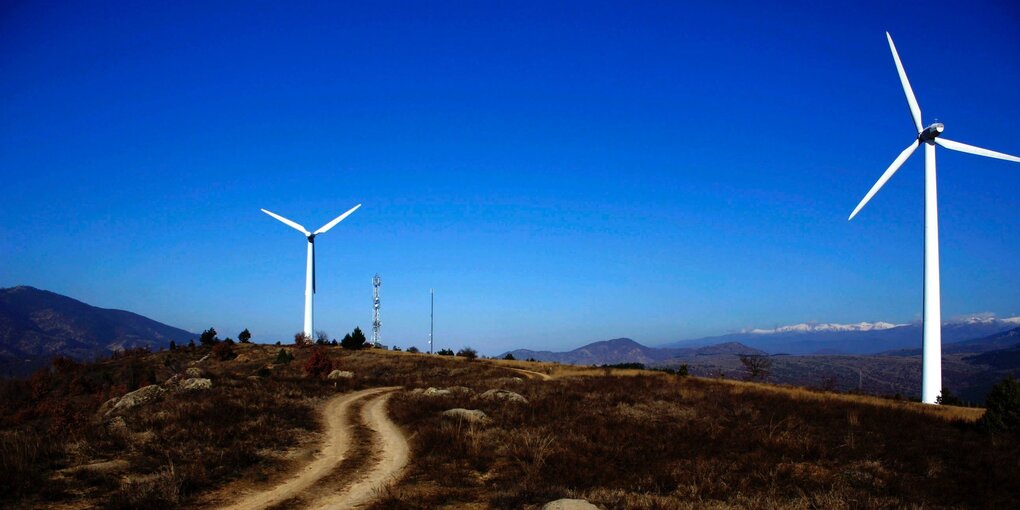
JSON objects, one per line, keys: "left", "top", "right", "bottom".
{"left": 303, "top": 347, "right": 335, "bottom": 379}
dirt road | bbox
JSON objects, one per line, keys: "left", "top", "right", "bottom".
{"left": 217, "top": 386, "right": 404, "bottom": 510}
{"left": 509, "top": 367, "right": 553, "bottom": 381}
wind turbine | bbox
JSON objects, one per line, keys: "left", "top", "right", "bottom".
{"left": 849, "top": 33, "right": 1020, "bottom": 404}
{"left": 261, "top": 204, "right": 362, "bottom": 339}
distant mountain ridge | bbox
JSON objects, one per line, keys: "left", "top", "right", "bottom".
{"left": 661, "top": 317, "right": 1020, "bottom": 355}
{"left": 504, "top": 337, "right": 764, "bottom": 366}
{"left": 0, "top": 286, "right": 196, "bottom": 375}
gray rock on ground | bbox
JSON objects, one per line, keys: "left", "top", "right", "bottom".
{"left": 327, "top": 370, "right": 355, "bottom": 380}
{"left": 479, "top": 389, "right": 529, "bottom": 404}
{"left": 102, "top": 384, "right": 166, "bottom": 417}
{"left": 180, "top": 378, "right": 213, "bottom": 391}
{"left": 441, "top": 408, "right": 490, "bottom": 424}
{"left": 185, "top": 367, "right": 203, "bottom": 378}
{"left": 541, "top": 499, "right": 601, "bottom": 510}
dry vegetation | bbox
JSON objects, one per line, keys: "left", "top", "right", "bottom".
{"left": 2, "top": 344, "right": 1017, "bottom": 510}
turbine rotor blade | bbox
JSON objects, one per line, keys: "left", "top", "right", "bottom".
{"left": 314, "top": 203, "right": 362, "bottom": 235}
{"left": 849, "top": 139, "right": 920, "bottom": 220}
{"left": 261, "top": 209, "right": 310, "bottom": 236}
{"left": 886, "top": 32, "right": 924, "bottom": 134}
{"left": 935, "top": 138, "right": 1020, "bottom": 163}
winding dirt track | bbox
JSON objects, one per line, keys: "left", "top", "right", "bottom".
{"left": 509, "top": 367, "right": 553, "bottom": 381}
{"left": 217, "top": 386, "right": 405, "bottom": 510}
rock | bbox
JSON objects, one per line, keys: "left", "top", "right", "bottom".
{"left": 441, "top": 408, "right": 489, "bottom": 424}
{"left": 479, "top": 389, "right": 529, "bottom": 404}
{"left": 541, "top": 499, "right": 601, "bottom": 510}
{"left": 327, "top": 370, "right": 354, "bottom": 380}
{"left": 422, "top": 387, "right": 451, "bottom": 397}
{"left": 185, "top": 367, "right": 203, "bottom": 378}
{"left": 104, "top": 385, "right": 165, "bottom": 416}
{"left": 180, "top": 378, "right": 213, "bottom": 391}
{"left": 447, "top": 386, "right": 473, "bottom": 394}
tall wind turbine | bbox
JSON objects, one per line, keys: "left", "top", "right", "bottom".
{"left": 261, "top": 204, "right": 362, "bottom": 338}
{"left": 849, "top": 33, "right": 1020, "bottom": 404}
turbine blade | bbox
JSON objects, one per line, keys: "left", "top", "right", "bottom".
{"left": 849, "top": 140, "right": 920, "bottom": 220}
{"left": 261, "top": 209, "right": 310, "bottom": 236}
{"left": 314, "top": 203, "right": 362, "bottom": 235}
{"left": 935, "top": 138, "right": 1020, "bottom": 163}
{"left": 886, "top": 32, "right": 924, "bottom": 134}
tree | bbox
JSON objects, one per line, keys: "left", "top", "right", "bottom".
{"left": 238, "top": 329, "right": 252, "bottom": 344}
{"left": 223, "top": 337, "right": 235, "bottom": 346}
{"left": 169, "top": 340, "right": 177, "bottom": 351}
{"left": 199, "top": 327, "right": 218, "bottom": 346}
{"left": 457, "top": 347, "right": 478, "bottom": 360}
{"left": 503, "top": 353, "right": 515, "bottom": 360}
{"left": 739, "top": 354, "right": 772, "bottom": 381}
{"left": 392, "top": 346, "right": 402, "bottom": 352}
{"left": 936, "top": 388, "right": 963, "bottom": 406}
{"left": 407, "top": 346, "right": 420, "bottom": 353}
{"left": 316, "top": 330, "right": 330, "bottom": 345}
{"left": 341, "top": 327, "right": 368, "bottom": 350}
{"left": 188, "top": 339, "right": 196, "bottom": 349}
{"left": 980, "top": 376, "right": 1020, "bottom": 434}
{"left": 304, "top": 347, "right": 335, "bottom": 379}
{"left": 294, "top": 332, "right": 312, "bottom": 347}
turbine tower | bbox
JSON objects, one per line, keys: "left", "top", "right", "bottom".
{"left": 372, "top": 274, "right": 382, "bottom": 347}
{"left": 261, "top": 204, "right": 362, "bottom": 338}
{"left": 849, "top": 33, "right": 1020, "bottom": 404}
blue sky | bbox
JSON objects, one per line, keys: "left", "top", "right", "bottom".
{"left": 2, "top": 1, "right": 1019, "bottom": 354}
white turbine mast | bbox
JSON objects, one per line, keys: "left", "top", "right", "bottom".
{"left": 849, "top": 33, "right": 1020, "bottom": 404}
{"left": 261, "top": 204, "right": 362, "bottom": 339}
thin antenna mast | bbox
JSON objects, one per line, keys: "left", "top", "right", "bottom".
{"left": 372, "top": 274, "right": 381, "bottom": 347}
{"left": 429, "top": 288, "right": 434, "bottom": 354}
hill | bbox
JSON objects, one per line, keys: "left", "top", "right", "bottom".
{"left": 0, "top": 286, "right": 195, "bottom": 375}
{"left": 661, "top": 318, "right": 1020, "bottom": 355}
{"left": 2, "top": 344, "right": 1017, "bottom": 509}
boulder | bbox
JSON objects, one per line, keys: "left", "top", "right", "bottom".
{"left": 480, "top": 389, "right": 529, "bottom": 404}
{"left": 441, "top": 408, "right": 489, "bottom": 424}
{"left": 541, "top": 499, "right": 600, "bottom": 510}
{"left": 103, "top": 385, "right": 166, "bottom": 417}
{"left": 327, "top": 370, "right": 355, "bottom": 380}
{"left": 421, "top": 387, "right": 451, "bottom": 397}
{"left": 180, "top": 378, "right": 213, "bottom": 391}
{"left": 185, "top": 367, "right": 203, "bottom": 378}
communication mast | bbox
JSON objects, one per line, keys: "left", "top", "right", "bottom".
{"left": 372, "top": 274, "right": 381, "bottom": 347}
{"left": 429, "top": 288, "right": 434, "bottom": 354}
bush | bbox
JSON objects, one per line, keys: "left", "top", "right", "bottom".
{"left": 303, "top": 347, "right": 335, "bottom": 380}
{"left": 457, "top": 347, "right": 478, "bottom": 360}
{"left": 936, "top": 388, "right": 963, "bottom": 406}
{"left": 981, "top": 376, "right": 1020, "bottom": 434}
{"left": 199, "top": 328, "right": 218, "bottom": 346}
{"left": 503, "top": 353, "right": 515, "bottom": 360}
{"left": 739, "top": 354, "right": 772, "bottom": 381}
{"left": 212, "top": 342, "right": 236, "bottom": 361}
{"left": 294, "top": 332, "right": 312, "bottom": 347}
{"left": 238, "top": 329, "right": 252, "bottom": 343}
{"left": 407, "top": 346, "right": 420, "bottom": 353}
{"left": 274, "top": 349, "right": 294, "bottom": 365}
{"left": 169, "top": 340, "right": 177, "bottom": 351}
{"left": 438, "top": 348, "right": 454, "bottom": 356}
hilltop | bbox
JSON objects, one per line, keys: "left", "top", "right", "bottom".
{"left": 3, "top": 341, "right": 1018, "bottom": 509}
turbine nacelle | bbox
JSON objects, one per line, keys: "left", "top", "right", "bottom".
{"left": 919, "top": 122, "right": 944, "bottom": 144}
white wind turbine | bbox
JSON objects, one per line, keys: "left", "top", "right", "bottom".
{"left": 849, "top": 33, "right": 1020, "bottom": 404}
{"left": 261, "top": 204, "right": 362, "bottom": 339}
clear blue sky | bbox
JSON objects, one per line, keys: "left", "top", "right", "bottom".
{"left": 2, "top": 1, "right": 1019, "bottom": 354}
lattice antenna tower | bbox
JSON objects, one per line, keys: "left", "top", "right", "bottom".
{"left": 372, "top": 274, "right": 381, "bottom": 347}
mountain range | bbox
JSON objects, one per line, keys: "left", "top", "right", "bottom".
{"left": 0, "top": 286, "right": 195, "bottom": 376}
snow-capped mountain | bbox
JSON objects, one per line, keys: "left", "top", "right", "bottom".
{"left": 661, "top": 315, "right": 1020, "bottom": 355}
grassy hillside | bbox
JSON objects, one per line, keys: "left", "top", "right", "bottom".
{"left": 1, "top": 344, "right": 1016, "bottom": 509}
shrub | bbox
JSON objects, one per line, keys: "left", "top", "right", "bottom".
{"left": 238, "top": 328, "right": 252, "bottom": 343}
{"left": 316, "top": 330, "right": 330, "bottom": 344}
{"left": 169, "top": 340, "right": 177, "bottom": 351}
{"left": 274, "top": 349, "right": 294, "bottom": 365}
{"left": 294, "top": 332, "right": 312, "bottom": 347}
{"left": 981, "top": 376, "right": 1020, "bottom": 434}
{"left": 199, "top": 328, "right": 218, "bottom": 346}
{"left": 303, "top": 347, "right": 335, "bottom": 379}
{"left": 212, "top": 342, "right": 236, "bottom": 361}
{"left": 407, "top": 346, "right": 420, "bottom": 353}
{"left": 438, "top": 348, "right": 454, "bottom": 356}
{"left": 503, "top": 353, "right": 515, "bottom": 360}
{"left": 457, "top": 347, "right": 478, "bottom": 360}
{"left": 936, "top": 388, "right": 963, "bottom": 406}
{"left": 676, "top": 363, "right": 689, "bottom": 377}
{"left": 739, "top": 354, "right": 772, "bottom": 381}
